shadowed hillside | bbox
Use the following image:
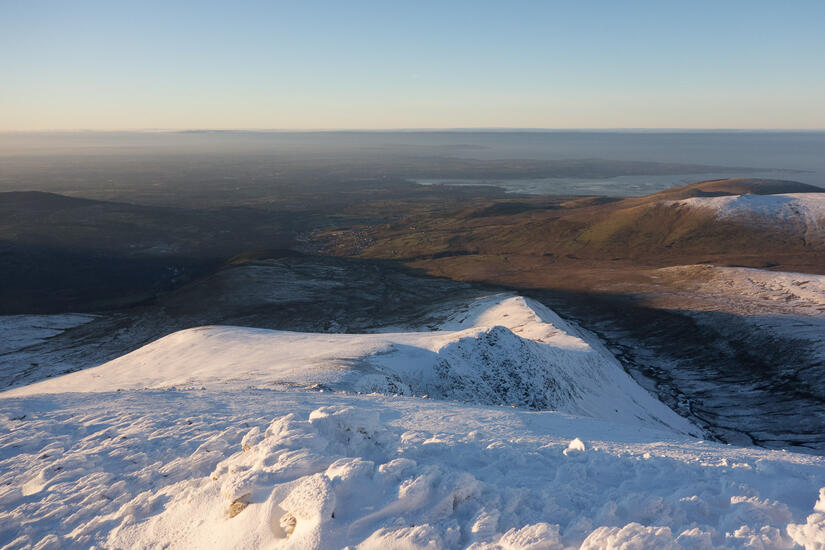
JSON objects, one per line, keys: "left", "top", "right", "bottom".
{"left": 0, "top": 192, "right": 296, "bottom": 313}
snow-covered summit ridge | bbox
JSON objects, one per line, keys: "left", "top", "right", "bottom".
{"left": 3, "top": 294, "right": 697, "bottom": 436}
{"left": 669, "top": 192, "right": 825, "bottom": 231}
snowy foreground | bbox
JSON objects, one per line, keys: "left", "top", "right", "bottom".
{"left": 2, "top": 296, "right": 825, "bottom": 549}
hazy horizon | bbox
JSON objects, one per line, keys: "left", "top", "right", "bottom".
{"left": 4, "top": 128, "right": 825, "bottom": 135}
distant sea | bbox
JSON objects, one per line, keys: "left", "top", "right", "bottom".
{"left": 2, "top": 130, "right": 823, "bottom": 197}
{"left": 407, "top": 131, "right": 825, "bottom": 196}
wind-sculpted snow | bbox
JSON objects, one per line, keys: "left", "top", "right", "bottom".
{"left": 788, "top": 489, "right": 825, "bottom": 548}
{"left": 4, "top": 295, "right": 696, "bottom": 435}
{"left": 1, "top": 391, "right": 825, "bottom": 549}
{"left": 4, "top": 294, "right": 825, "bottom": 548}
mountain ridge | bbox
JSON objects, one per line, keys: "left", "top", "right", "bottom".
{"left": 2, "top": 294, "right": 698, "bottom": 436}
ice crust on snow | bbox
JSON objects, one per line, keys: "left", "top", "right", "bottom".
{"left": 788, "top": 488, "right": 825, "bottom": 549}
{"left": 563, "top": 437, "right": 586, "bottom": 456}
{"left": 4, "top": 295, "right": 697, "bottom": 435}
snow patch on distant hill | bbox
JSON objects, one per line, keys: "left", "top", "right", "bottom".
{"left": 657, "top": 265, "right": 825, "bottom": 316}
{"left": 705, "top": 267, "right": 825, "bottom": 311}
{"left": 4, "top": 295, "right": 696, "bottom": 436}
{"left": 669, "top": 192, "right": 825, "bottom": 233}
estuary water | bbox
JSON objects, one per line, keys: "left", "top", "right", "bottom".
{"left": 410, "top": 131, "right": 825, "bottom": 196}
{"left": 2, "top": 130, "right": 823, "bottom": 197}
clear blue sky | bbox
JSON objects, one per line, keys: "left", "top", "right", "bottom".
{"left": 2, "top": 0, "right": 824, "bottom": 130}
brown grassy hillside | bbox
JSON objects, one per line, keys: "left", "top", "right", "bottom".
{"left": 314, "top": 178, "right": 825, "bottom": 292}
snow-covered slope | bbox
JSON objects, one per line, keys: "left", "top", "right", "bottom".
{"left": 4, "top": 295, "right": 697, "bottom": 436}
{"left": 2, "top": 391, "right": 825, "bottom": 549}
{"left": 0, "top": 314, "right": 95, "bottom": 355}
{"left": 656, "top": 265, "right": 825, "bottom": 316}
{"left": 3, "top": 294, "right": 825, "bottom": 549}
{"left": 669, "top": 193, "right": 825, "bottom": 234}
